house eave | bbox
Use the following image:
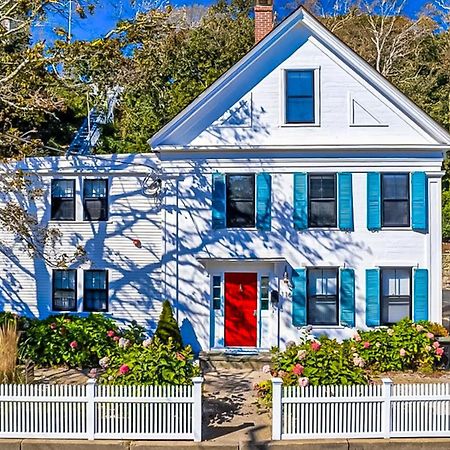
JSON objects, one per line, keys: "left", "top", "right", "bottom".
{"left": 154, "top": 144, "right": 449, "bottom": 153}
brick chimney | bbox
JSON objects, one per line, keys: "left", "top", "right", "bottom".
{"left": 255, "top": 0, "right": 274, "bottom": 44}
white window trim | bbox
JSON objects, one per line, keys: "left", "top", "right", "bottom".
{"left": 280, "top": 67, "right": 321, "bottom": 127}
{"left": 51, "top": 268, "right": 110, "bottom": 314}
{"left": 49, "top": 176, "right": 111, "bottom": 223}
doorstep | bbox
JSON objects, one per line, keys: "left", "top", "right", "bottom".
{"left": 199, "top": 350, "right": 271, "bottom": 371}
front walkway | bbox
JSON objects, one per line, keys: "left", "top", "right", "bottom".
{"left": 202, "top": 369, "right": 270, "bottom": 444}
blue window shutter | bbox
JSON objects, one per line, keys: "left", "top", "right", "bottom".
{"left": 367, "top": 173, "right": 381, "bottom": 231}
{"left": 256, "top": 173, "right": 271, "bottom": 231}
{"left": 212, "top": 173, "right": 226, "bottom": 229}
{"left": 413, "top": 268, "right": 429, "bottom": 321}
{"left": 411, "top": 172, "right": 428, "bottom": 232}
{"left": 293, "top": 173, "right": 308, "bottom": 230}
{"left": 340, "top": 268, "right": 355, "bottom": 327}
{"left": 292, "top": 268, "right": 307, "bottom": 326}
{"left": 338, "top": 173, "right": 354, "bottom": 231}
{"left": 366, "top": 269, "right": 380, "bottom": 327}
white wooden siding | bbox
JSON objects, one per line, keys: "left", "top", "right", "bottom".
{"left": 160, "top": 156, "right": 442, "bottom": 351}
{"left": 157, "top": 25, "right": 436, "bottom": 148}
{"left": 0, "top": 156, "right": 162, "bottom": 330}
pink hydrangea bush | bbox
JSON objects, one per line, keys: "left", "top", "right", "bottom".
{"left": 98, "top": 337, "right": 200, "bottom": 386}
{"left": 255, "top": 319, "right": 448, "bottom": 405}
{"left": 354, "top": 319, "right": 445, "bottom": 372}
{"left": 18, "top": 314, "right": 144, "bottom": 368}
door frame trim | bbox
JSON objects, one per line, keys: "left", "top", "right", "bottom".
{"left": 210, "top": 270, "right": 272, "bottom": 349}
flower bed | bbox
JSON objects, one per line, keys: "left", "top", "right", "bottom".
{"left": 97, "top": 336, "right": 200, "bottom": 385}
{"left": 15, "top": 313, "right": 145, "bottom": 368}
{"left": 0, "top": 301, "right": 199, "bottom": 386}
{"left": 255, "top": 319, "right": 448, "bottom": 405}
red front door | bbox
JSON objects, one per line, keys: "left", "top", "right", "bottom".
{"left": 224, "top": 273, "right": 257, "bottom": 347}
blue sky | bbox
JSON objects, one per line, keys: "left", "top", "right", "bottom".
{"left": 33, "top": 0, "right": 430, "bottom": 42}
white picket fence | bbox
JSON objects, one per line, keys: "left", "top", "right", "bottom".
{"left": 0, "top": 377, "right": 203, "bottom": 441}
{"left": 272, "top": 377, "right": 450, "bottom": 440}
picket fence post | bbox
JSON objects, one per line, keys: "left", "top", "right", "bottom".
{"left": 381, "top": 378, "right": 393, "bottom": 439}
{"left": 272, "top": 378, "right": 283, "bottom": 441}
{"left": 86, "top": 378, "right": 96, "bottom": 440}
{"left": 192, "top": 377, "right": 204, "bottom": 442}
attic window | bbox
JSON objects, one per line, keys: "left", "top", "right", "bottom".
{"left": 285, "top": 69, "right": 318, "bottom": 125}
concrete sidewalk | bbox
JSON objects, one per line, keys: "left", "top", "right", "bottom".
{"left": 3, "top": 439, "right": 450, "bottom": 450}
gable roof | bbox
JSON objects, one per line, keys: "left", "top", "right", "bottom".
{"left": 150, "top": 7, "right": 450, "bottom": 149}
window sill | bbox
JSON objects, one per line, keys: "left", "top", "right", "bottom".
{"left": 280, "top": 123, "right": 320, "bottom": 128}
{"left": 308, "top": 325, "right": 348, "bottom": 330}
{"left": 380, "top": 227, "right": 412, "bottom": 231}
{"left": 50, "top": 310, "right": 109, "bottom": 314}
{"left": 49, "top": 220, "right": 110, "bottom": 224}
{"left": 222, "top": 227, "right": 259, "bottom": 231}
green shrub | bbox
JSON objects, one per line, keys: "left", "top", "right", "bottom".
{"left": 354, "top": 319, "right": 443, "bottom": 373}
{"left": 20, "top": 314, "right": 131, "bottom": 368}
{"left": 154, "top": 301, "right": 182, "bottom": 350}
{"left": 98, "top": 336, "right": 200, "bottom": 385}
{"left": 255, "top": 319, "right": 445, "bottom": 405}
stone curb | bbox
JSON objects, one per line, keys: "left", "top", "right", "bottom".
{"left": 4, "top": 439, "right": 450, "bottom": 450}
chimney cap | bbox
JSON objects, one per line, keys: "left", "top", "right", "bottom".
{"left": 256, "top": 0, "right": 273, "bottom": 6}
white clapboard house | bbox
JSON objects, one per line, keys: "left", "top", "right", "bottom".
{"left": 1, "top": 3, "right": 449, "bottom": 354}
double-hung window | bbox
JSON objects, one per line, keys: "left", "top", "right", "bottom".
{"left": 83, "top": 270, "right": 108, "bottom": 312}
{"left": 381, "top": 268, "right": 411, "bottom": 325}
{"left": 52, "top": 270, "right": 77, "bottom": 311}
{"left": 308, "top": 174, "right": 337, "bottom": 227}
{"left": 285, "top": 70, "right": 315, "bottom": 124}
{"left": 226, "top": 174, "right": 255, "bottom": 228}
{"left": 307, "top": 268, "right": 338, "bottom": 325}
{"left": 381, "top": 174, "right": 410, "bottom": 227}
{"left": 51, "top": 180, "right": 75, "bottom": 221}
{"left": 84, "top": 179, "right": 108, "bottom": 221}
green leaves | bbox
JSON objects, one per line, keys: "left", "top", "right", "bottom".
{"left": 256, "top": 319, "right": 446, "bottom": 404}
{"left": 16, "top": 313, "right": 138, "bottom": 368}
{"left": 99, "top": 337, "right": 200, "bottom": 386}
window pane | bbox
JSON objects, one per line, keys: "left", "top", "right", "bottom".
{"left": 83, "top": 270, "right": 108, "bottom": 312}
{"left": 286, "top": 71, "right": 314, "bottom": 97}
{"left": 212, "top": 275, "right": 221, "bottom": 310}
{"left": 309, "top": 269, "right": 337, "bottom": 296}
{"left": 52, "top": 180, "right": 74, "bottom": 198}
{"left": 383, "top": 174, "right": 409, "bottom": 200}
{"left": 54, "top": 270, "right": 75, "bottom": 290}
{"left": 227, "top": 175, "right": 254, "bottom": 201}
{"left": 381, "top": 297, "right": 410, "bottom": 324}
{"left": 261, "top": 276, "right": 269, "bottom": 310}
{"left": 53, "top": 291, "right": 77, "bottom": 311}
{"left": 84, "top": 199, "right": 107, "bottom": 221}
{"left": 310, "top": 175, "right": 335, "bottom": 199}
{"left": 226, "top": 175, "right": 255, "bottom": 228}
{"left": 53, "top": 270, "right": 76, "bottom": 311}
{"left": 85, "top": 271, "right": 107, "bottom": 289}
{"left": 308, "top": 298, "right": 338, "bottom": 325}
{"left": 84, "top": 291, "right": 108, "bottom": 312}
{"left": 84, "top": 179, "right": 107, "bottom": 198}
{"left": 382, "top": 269, "right": 410, "bottom": 296}
{"left": 309, "top": 201, "right": 336, "bottom": 227}
{"left": 286, "top": 97, "right": 314, "bottom": 123}
{"left": 383, "top": 200, "right": 409, "bottom": 226}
